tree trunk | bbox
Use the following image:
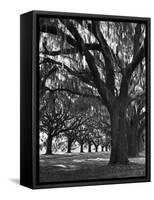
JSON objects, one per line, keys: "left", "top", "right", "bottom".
{"left": 101, "top": 145, "right": 104, "bottom": 152}
{"left": 137, "top": 130, "right": 145, "bottom": 153}
{"left": 67, "top": 138, "right": 72, "bottom": 153}
{"left": 127, "top": 126, "right": 138, "bottom": 157}
{"left": 95, "top": 145, "right": 98, "bottom": 152}
{"left": 109, "top": 100, "right": 129, "bottom": 165}
{"left": 88, "top": 142, "right": 91, "bottom": 152}
{"left": 80, "top": 143, "right": 84, "bottom": 153}
{"left": 108, "top": 144, "right": 111, "bottom": 151}
{"left": 46, "top": 135, "right": 53, "bottom": 155}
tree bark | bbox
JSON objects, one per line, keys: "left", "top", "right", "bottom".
{"left": 88, "top": 142, "right": 91, "bottom": 152}
{"left": 109, "top": 100, "right": 129, "bottom": 164}
{"left": 46, "top": 135, "right": 53, "bottom": 155}
{"left": 101, "top": 145, "right": 104, "bottom": 152}
{"left": 67, "top": 138, "right": 72, "bottom": 153}
{"left": 95, "top": 145, "right": 98, "bottom": 152}
{"left": 105, "top": 145, "right": 108, "bottom": 152}
{"left": 80, "top": 143, "right": 84, "bottom": 153}
{"left": 137, "top": 130, "right": 145, "bottom": 153}
{"left": 127, "top": 125, "right": 139, "bottom": 157}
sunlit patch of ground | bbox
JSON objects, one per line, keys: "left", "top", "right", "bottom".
{"left": 39, "top": 152, "right": 146, "bottom": 183}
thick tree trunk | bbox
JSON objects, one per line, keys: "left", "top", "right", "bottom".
{"left": 137, "top": 130, "right": 145, "bottom": 153}
{"left": 46, "top": 135, "right": 53, "bottom": 155}
{"left": 88, "top": 142, "right": 91, "bottom": 152}
{"left": 67, "top": 138, "right": 72, "bottom": 153}
{"left": 127, "top": 126, "right": 138, "bottom": 157}
{"left": 80, "top": 143, "right": 84, "bottom": 153}
{"left": 109, "top": 100, "right": 129, "bottom": 165}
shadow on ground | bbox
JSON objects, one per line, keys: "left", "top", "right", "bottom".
{"left": 39, "top": 152, "right": 145, "bottom": 183}
{"left": 9, "top": 178, "right": 20, "bottom": 185}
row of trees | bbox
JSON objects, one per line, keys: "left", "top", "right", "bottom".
{"left": 39, "top": 94, "right": 145, "bottom": 157}
{"left": 39, "top": 17, "right": 146, "bottom": 164}
{"left": 39, "top": 90, "right": 111, "bottom": 154}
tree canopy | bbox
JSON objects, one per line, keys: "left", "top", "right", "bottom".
{"left": 39, "top": 17, "right": 146, "bottom": 164}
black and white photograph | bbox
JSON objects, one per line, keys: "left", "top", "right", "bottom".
{"left": 38, "top": 15, "right": 150, "bottom": 184}
{"left": 0, "top": 0, "right": 153, "bottom": 197}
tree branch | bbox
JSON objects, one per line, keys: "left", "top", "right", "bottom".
{"left": 127, "top": 45, "right": 145, "bottom": 79}
{"left": 40, "top": 57, "right": 96, "bottom": 88}
{"left": 134, "top": 24, "right": 142, "bottom": 57}
{"left": 40, "top": 66, "right": 58, "bottom": 89}
{"left": 44, "top": 86, "right": 102, "bottom": 101}
{"left": 40, "top": 43, "right": 102, "bottom": 56}
{"left": 127, "top": 91, "right": 145, "bottom": 107}
{"left": 40, "top": 24, "right": 77, "bottom": 47}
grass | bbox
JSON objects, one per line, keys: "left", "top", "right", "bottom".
{"left": 39, "top": 152, "right": 145, "bottom": 183}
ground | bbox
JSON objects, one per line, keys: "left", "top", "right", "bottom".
{"left": 39, "top": 152, "right": 145, "bottom": 183}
